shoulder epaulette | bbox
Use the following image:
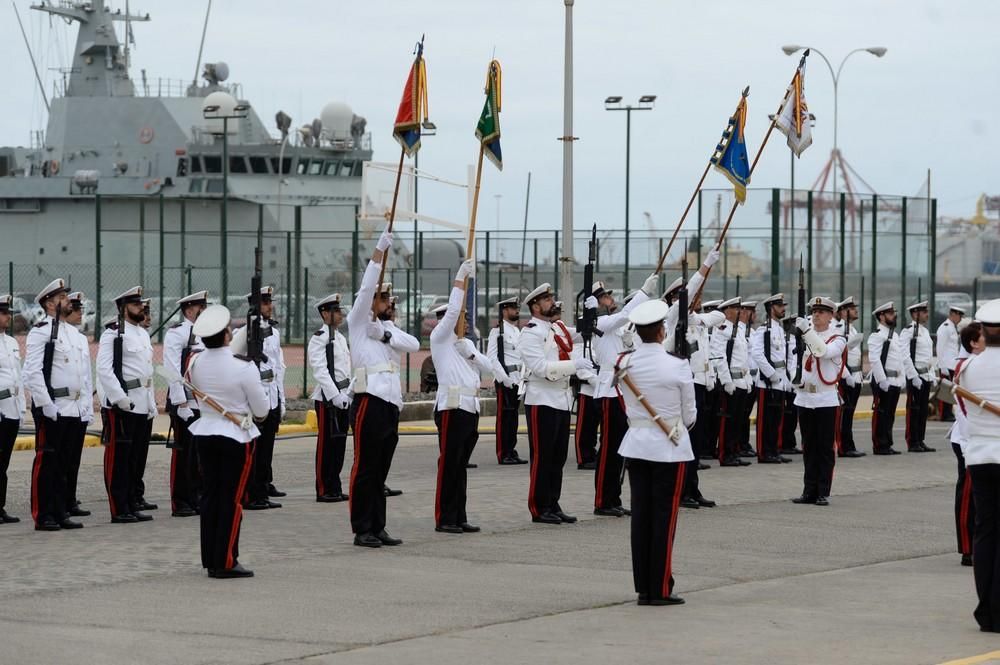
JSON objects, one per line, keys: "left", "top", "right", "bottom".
{"left": 526, "top": 322, "right": 537, "bottom": 328}
{"left": 169, "top": 322, "right": 183, "bottom": 329}
{"left": 233, "top": 354, "right": 252, "bottom": 363}
{"left": 268, "top": 319, "right": 278, "bottom": 326}
{"left": 313, "top": 329, "right": 324, "bottom": 336}
{"left": 106, "top": 322, "right": 119, "bottom": 331}
{"left": 33, "top": 321, "right": 48, "bottom": 328}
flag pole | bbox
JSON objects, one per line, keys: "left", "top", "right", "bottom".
{"left": 655, "top": 87, "right": 749, "bottom": 274}
{"left": 691, "top": 55, "right": 806, "bottom": 307}
{"left": 373, "top": 148, "right": 407, "bottom": 315}
{"left": 456, "top": 144, "right": 486, "bottom": 337}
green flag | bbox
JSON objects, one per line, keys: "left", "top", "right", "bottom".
{"left": 476, "top": 60, "right": 502, "bottom": 171}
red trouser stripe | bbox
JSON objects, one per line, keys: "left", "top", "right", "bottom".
{"left": 960, "top": 473, "right": 973, "bottom": 554}
{"left": 170, "top": 449, "right": 178, "bottom": 512}
{"left": 834, "top": 405, "right": 843, "bottom": 455}
{"left": 662, "top": 463, "right": 687, "bottom": 598}
{"left": 348, "top": 396, "right": 369, "bottom": 519}
{"left": 495, "top": 387, "right": 503, "bottom": 462}
{"left": 595, "top": 399, "right": 610, "bottom": 508}
{"left": 756, "top": 389, "right": 766, "bottom": 460}
{"left": 871, "top": 392, "right": 880, "bottom": 451}
{"left": 316, "top": 401, "right": 326, "bottom": 497}
{"left": 225, "top": 443, "right": 253, "bottom": 570}
{"left": 435, "top": 410, "right": 450, "bottom": 526}
{"left": 528, "top": 406, "right": 540, "bottom": 517}
{"left": 104, "top": 410, "right": 118, "bottom": 517}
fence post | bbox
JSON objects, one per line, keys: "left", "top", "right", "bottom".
{"left": 870, "top": 195, "right": 877, "bottom": 315}
{"left": 7, "top": 261, "right": 12, "bottom": 294}
{"left": 696, "top": 190, "right": 703, "bottom": 263}
{"left": 930, "top": 198, "right": 938, "bottom": 329}
{"left": 294, "top": 206, "right": 302, "bottom": 339}
{"left": 285, "top": 231, "right": 292, "bottom": 328}
{"left": 353, "top": 207, "right": 360, "bottom": 300}
{"left": 770, "top": 188, "right": 780, "bottom": 294}
{"left": 485, "top": 231, "right": 491, "bottom": 332}
{"left": 180, "top": 200, "right": 186, "bottom": 297}
{"left": 973, "top": 277, "right": 979, "bottom": 313}
{"left": 806, "top": 190, "right": 813, "bottom": 295}
{"left": 94, "top": 193, "right": 102, "bottom": 341}
{"left": 139, "top": 199, "right": 146, "bottom": 285}
{"left": 860, "top": 274, "right": 866, "bottom": 336}
{"left": 302, "top": 267, "right": 309, "bottom": 398}
{"left": 839, "top": 192, "right": 846, "bottom": 301}
{"left": 901, "top": 197, "right": 908, "bottom": 311}
{"left": 158, "top": 193, "right": 165, "bottom": 342}
{"left": 533, "top": 238, "right": 538, "bottom": 287}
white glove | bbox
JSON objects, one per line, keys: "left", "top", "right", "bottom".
{"left": 704, "top": 247, "right": 721, "bottom": 268}
{"left": 500, "top": 374, "right": 515, "bottom": 388}
{"left": 147, "top": 411, "right": 155, "bottom": 421}
{"left": 456, "top": 338, "right": 477, "bottom": 358}
{"left": 508, "top": 371, "right": 521, "bottom": 384}
{"left": 794, "top": 317, "right": 810, "bottom": 333}
{"left": 239, "top": 414, "right": 254, "bottom": 431}
{"left": 769, "top": 372, "right": 783, "bottom": 386}
{"left": 331, "top": 393, "right": 351, "bottom": 410}
{"left": 456, "top": 258, "right": 475, "bottom": 282}
{"left": 178, "top": 406, "right": 194, "bottom": 422}
{"left": 376, "top": 228, "right": 393, "bottom": 252}
{"left": 573, "top": 357, "right": 593, "bottom": 372}
{"left": 641, "top": 273, "right": 659, "bottom": 297}
{"left": 576, "top": 368, "right": 597, "bottom": 383}
{"left": 844, "top": 373, "right": 856, "bottom": 388}
{"left": 584, "top": 295, "right": 599, "bottom": 310}
{"left": 911, "top": 377, "right": 922, "bottom": 390}
{"left": 878, "top": 380, "right": 889, "bottom": 392}
{"left": 667, "top": 421, "right": 683, "bottom": 444}
{"left": 42, "top": 403, "right": 58, "bottom": 421}
{"left": 115, "top": 398, "right": 133, "bottom": 411}
{"left": 367, "top": 320, "right": 385, "bottom": 340}
{"left": 280, "top": 403, "right": 287, "bottom": 420}
{"left": 723, "top": 381, "right": 735, "bottom": 395}
{"left": 846, "top": 332, "right": 863, "bottom": 349}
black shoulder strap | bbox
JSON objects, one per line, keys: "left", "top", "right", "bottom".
{"left": 880, "top": 330, "right": 891, "bottom": 369}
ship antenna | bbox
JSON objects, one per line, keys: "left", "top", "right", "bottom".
{"left": 11, "top": 0, "right": 50, "bottom": 111}
{"left": 192, "top": 0, "right": 213, "bottom": 88}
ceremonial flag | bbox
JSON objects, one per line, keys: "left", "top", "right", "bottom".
{"left": 476, "top": 60, "right": 503, "bottom": 170}
{"left": 393, "top": 39, "right": 430, "bottom": 157}
{"left": 710, "top": 95, "right": 751, "bottom": 204}
{"left": 775, "top": 55, "right": 813, "bottom": 157}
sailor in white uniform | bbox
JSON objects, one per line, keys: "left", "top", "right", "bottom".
{"left": 899, "top": 301, "right": 936, "bottom": 452}
{"left": 709, "top": 297, "right": 751, "bottom": 467}
{"left": 833, "top": 297, "right": 866, "bottom": 457}
{"left": 61, "top": 291, "right": 94, "bottom": 518}
{"left": 936, "top": 305, "right": 964, "bottom": 422}
{"left": 486, "top": 295, "right": 527, "bottom": 464}
{"left": 310, "top": 293, "right": 352, "bottom": 502}
{"left": 867, "top": 302, "right": 919, "bottom": 454}
{"left": 0, "top": 295, "right": 24, "bottom": 524}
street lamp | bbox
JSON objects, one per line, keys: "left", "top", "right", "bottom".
{"left": 203, "top": 101, "right": 250, "bottom": 304}
{"left": 781, "top": 45, "right": 886, "bottom": 194}
{"left": 605, "top": 94, "right": 655, "bottom": 289}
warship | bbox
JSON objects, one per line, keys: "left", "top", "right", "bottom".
{"left": 0, "top": 1, "right": 447, "bottom": 322}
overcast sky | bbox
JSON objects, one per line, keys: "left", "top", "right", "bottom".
{"left": 3, "top": 0, "right": 997, "bottom": 237}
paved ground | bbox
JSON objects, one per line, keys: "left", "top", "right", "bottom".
{"left": 0, "top": 417, "right": 994, "bottom": 665}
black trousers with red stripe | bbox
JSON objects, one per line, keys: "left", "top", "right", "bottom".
{"left": 494, "top": 382, "right": 521, "bottom": 462}
{"left": 718, "top": 388, "right": 747, "bottom": 463}
{"left": 595, "top": 396, "right": 627, "bottom": 509}
{"left": 940, "top": 370, "right": 955, "bottom": 421}
{"left": 349, "top": 394, "right": 400, "bottom": 535}
{"left": 684, "top": 384, "right": 708, "bottom": 499}
{"left": 837, "top": 380, "right": 862, "bottom": 454}
{"left": 968, "top": 463, "right": 1000, "bottom": 632}
{"left": 798, "top": 405, "right": 837, "bottom": 499}
{"left": 905, "top": 378, "right": 931, "bottom": 449}
{"left": 574, "top": 393, "right": 599, "bottom": 465}
{"left": 130, "top": 415, "right": 153, "bottom": 509}
{"left": 247, "top": 406, "right": 281, "bottom": 503}
{"left": 756, "top": 386, "right": 784, "bottom": 460}
{"left": 168, "top": 405, "right": 201, "bottom": 513}
{"left": 781, "top": 390, "right": 799, "bottom": 451}
{"left": 526, "top": 404, "right": 570, "bottom": 517}
{"left": 62, "top": 418, "right": 87, "bottom": 511}
{"left": 871, "top": 383, "right": 901, "bottom": 452}
{"left": 103, "top": 408, "right": 144, "bottom": 518}
{"left": 954, "top": 442, "right": 976, "bottom": 556}
{"left": 196, "top": 435, "right": 253, "bottom": 571}
{"left": 741, "top": 387, "right": 757, "bottom": 452}
{"left": 31, "top": 408, "right": 74, "bottom": 525}
{"left": 703, "top": 386, "right": 721, "bottom": 457}
{"left": 434, "top": 408, "right": 479, "bottom": 527}
{"left": 315, "top": 400, "right": 348, "bottom": 497}
{"left": 627, "top": 459, "right": 685, "bottom": 600}
{"left": 0, "top": 416, "right": 19, "bottom": 512}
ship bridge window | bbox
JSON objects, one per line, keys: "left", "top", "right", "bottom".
{"left": 203, "top": 156, "right": 222, "bottom": 173}
{"left": 176, "top": 158, "right": 188, "bottom": 178}
{"left": 309, "top": 161, "right": 324, "bottom": 176}
{"left": 324, "top": 160, "right": 340, "bottom": 176}
{"left": 339, "top": 161, "right": 356, "bottom": 176}
{"left": 296, "top": 161, "right": 308, "bottom": 175}
{"left": 270, "top": 157, "right": 291, "bottom": 175}
{"left": 190, "top": 157, "right": 203, "bottom": 174}
{"left": 229, "top": 157, "right": 248, "bottom": 174}
{"left": 189, "top": 179, "right": 203, "bottom": 193}
{"left": 205, "top": 179, "right": 225, "bottom": 194}
{"left": 249, "top": 156, "right": 269, "bottom": 174}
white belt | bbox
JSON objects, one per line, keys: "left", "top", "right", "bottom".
{"left": 799, "top": 384, "right": 834, "bottom": 394}
{"left": 361, "top": 363, "right": 398, "bottom": 375}
{"left": 847, "top": 364, "right": 861, "bottom": 373}
{"left": 442, "top": 385, "right": 478, "bottom": 397}
{"left": 692, "top": 361, "right": 708, "bottom": 374}
{"left": 915, "top": 363, "right": 930, "bottom": 373}
{"left": 885, "top": 369, "right": 899, "bottom": 378}
{"left": 730, "top": 370, "right": 745, "bottom": 379}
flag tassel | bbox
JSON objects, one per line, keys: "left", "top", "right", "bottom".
{"left": 456, "top": 144, "right": 486, "bottom": 338}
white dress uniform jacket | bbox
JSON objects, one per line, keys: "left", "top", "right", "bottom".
{"left": 618, "top": 342, "right": 697, "bottom": 463}
{"left": 834, "top": 319, "right": 863, "bottom": 387}
{"left": 898, "top": 322, "right": 934, "bottom": 381}
{"left": 68, "top": 325, "right": 94, "bottom": 423}
{"left": 258, "top": 322, "right": 286, "bottom": 411}
{"left": 520, "top": 317, "right": 580, "bottom": 411}
{"left": 793, "top": 327, "right": 847, "bottom": 409}
{"left": 347, "top": 260, "right": 406, "bottom": 409}
{"left": 309, "top": 325, "right": 351, "bottom": 402}
{"left": 950, "top": 348, "right": 971, "bottom": 449}
{"left": 709, "top": 318, "right": 750, "bottom": 392}
{"left": 594, "top": 292, "right": 649, "bottom": 400}
{"left": 956, "top": 347, "right": 1000, "bottom": 466}
{"left": 430, "top": 286, "right": 488, "bottom": 414}
{"left": 97, "top": 321, "right": 155, "bottom": 414}
{"left": 867, "top": 324, "right": 918, "bottom": 389}
{"left": 24, "top": 315, "right": 88, "bottom": 417}
{"left": 187, "top": 348, "right": 270, "bottom": 443}
{"left": 163, "top": 318, "right": 203, "bottom": 408}
{"left": 0, "top": 332, "right": 25, "bottom": 420}
{"left": 750, "top": 318, "right": 788, "bottom": 389}
{"left": 936, "top": 318, "right": 961, "bottom": 374}
{"left": 486, "top": 320, "right": 522, "bottom": 383}
{"left": 684, "top": 311, "right": 726, "bottom": 388}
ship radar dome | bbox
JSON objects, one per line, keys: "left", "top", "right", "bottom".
{"left": 320, "top": 102, "right": 354, "bottom": 144}
{"left": 202, "top": 91, "right": 239, "bottom": 135}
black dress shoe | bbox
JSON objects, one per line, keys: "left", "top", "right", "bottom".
{"left": 962, "top": 554, "right": 973, "bottom": 567}
{"left": 843, "top": 450, "right": 866, "bottom": 458}
{"left": 133, "top": 512, "right": 153, "bottom": 522}
{"left": 317, "top": 493, "right": 349, "bottom": 503}
{"left": 510, "top": 455, "right": 528, "bottom": 464}
{"left": 594, "top": 506, "right": 625, "bottom": 516}
{"left": 618, "top": 507, "right": 632, "bottom": 516}
{"left": 383, "top": 486, "right": 403, "bottom": 497}
{"left": 737, "top": 458, "right": 752, "bottom": 466}
{"left": 375, "top": 529, "right": 403, "bottom": 546}
{"left": 111, "top": 514, "right": 138, "bottom": 524}
{"left": 0, "top": 511, "right": 21, "bottom": 524}
{"left": 435, "top": 524, "right": 463, "bottom": 534}
{"left": 265, "top": 500, "right": 282, "bottom": 509}
{"left": 459, "top": 522, "right": 481, "bottom": 532}
{"left": 353, "top": 533, "right": 382, "bottom": 548}
{"left": 695, "top": 496, "right": 717, "bottom": 508}
{"left": 647, "top": 594, "right": 685, "bottom": 606}
{"left": 500, "top": 456, "right": 528, "bottom": 465}
{"left": 555, "top": 510, "right": 578, "bottom": 524}
{"left": 779, "top": 456, "right": 792, "bottom": 463}
{"left": 759, "top": 456, "right": 783, "bottom": 464}
{"left": 68, "top": 506, "right": 91, "bottom": 517}
{"left": 214, "top": 563, "right": 254, "bottom": 579}
{"left": 35, "top": 519, "right": 61, "bottom": 531}
{"left": 815, "top": 496, "right": 829, "bottom": 506}
{"left": 792, "top": 495, "right": 817, "bottom": 505}
{"left": 699, "top": 452, "right": 717, "bottom": 460}
{"left": 739, "top": 449, "right": 757, "bottom": 458}
{"left": 678, "top": 497, "right": 700, "bottom": 509}
{"left": 719, "top": 458, "right": 741, "bottom": 467}
{"left": 465, "top": 462, "right": 478, "bottom": 469}
{"left": 782, "top": 448, "right": 803, "bottom": 455}
{"left": 267, "top": 484, "right": 287, "bottom": 498}
{"left": 137, "top": 500, "right": 158, "bottom": 511}
{"left": 637, "top": 593, "right": 650, "bottom": 606}
{"left": 698, "top": 462, "right": 711, "bottom": 471}
{"left": 908, "top": 445, "right": 930, "bottom": 453}
{"left": 921, "top": 444, "right": 937, "bottom": 452}
{"left": 246, "top": 500, "right": 270, "bottom": 510}
{"left": 577, "top": 461, "right": 597, "bottom": 470}
{"left": 172, "top": 508, "right": 198, "bottom": 517}
{"left": 873, "top": 448, "right": 900, "bottom": 455}
{"left": 532, "top": 512, "right": 562, "bottom": 525}
{"left": 59, "top": 518, "right": 83, "bottom": 529}
{"left": 206, "top": 568, "right": 217, "bottom": 578}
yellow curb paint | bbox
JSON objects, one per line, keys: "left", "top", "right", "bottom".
{"left": 936, "top": 650, "right": 1000, "bottom": 665}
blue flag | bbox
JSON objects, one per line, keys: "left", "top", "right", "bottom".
{"left": 710, "top": 96, "right": 750, "bottom": 204}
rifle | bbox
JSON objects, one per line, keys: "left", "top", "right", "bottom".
{"left": 574, "top": 224, "right": 601, "bottom": 362}
{"left": 792, "top": 255, "right": 805, "bottom": 385}
{"left": 42, "top": 301, "right": 61, "bottom": 400}
{"left": 113, "top": 304, "right": 127, "bottom": 395}
{"left": 725, "top": 280, "right": 740, "bottom": 368}
{"left": 246, "top": 246, "right": 269, "bottom": 367}
{"left": 674, "top": 241, "right": 690, "bottom": 358}
{"left": 324, "top": 319, "right": 348, "bottom": 392}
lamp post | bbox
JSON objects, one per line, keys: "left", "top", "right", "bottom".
{"left": 203, "top": 101, "right": 250, "bottom": 305}
{"left": 605, "top": 94, "right": 655, "bottom": 289}
{"left": 781, "top": 45, "right": 886, "bottom": 194}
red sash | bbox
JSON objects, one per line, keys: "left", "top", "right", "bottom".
{"left": 553, "top": 321, "right": 573, "bottom": 360}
